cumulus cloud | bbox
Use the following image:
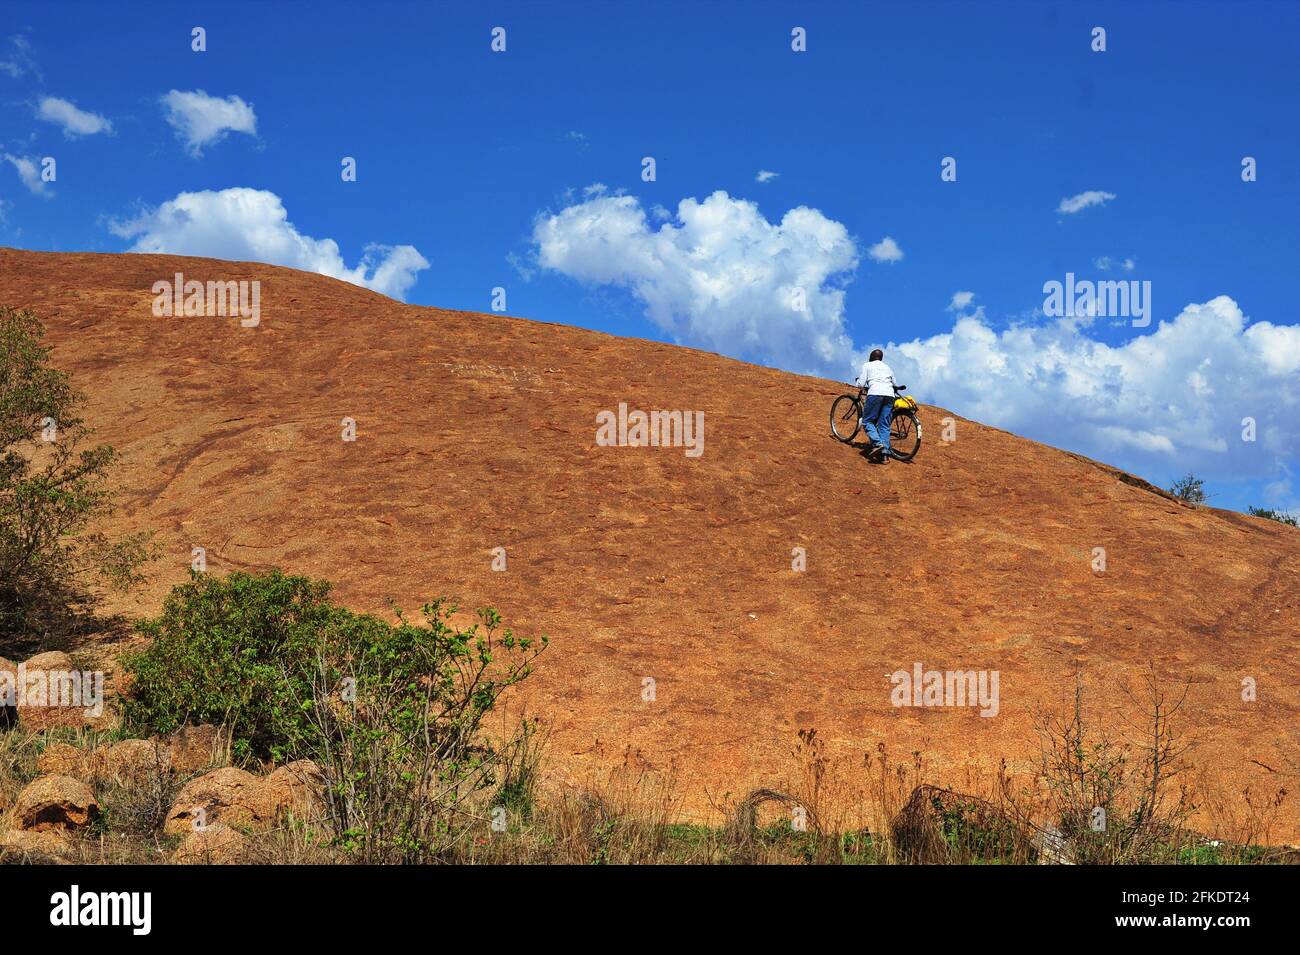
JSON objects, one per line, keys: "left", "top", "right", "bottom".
{"left": 532, "top": 187, "right": 859, "bottom": 374}
{"left": 3, "top": 154, "right": 51, "bottom": 197}
{"left": 530, "top": 186, "right": 1299, "bottom": 483}
{"left": 756, "top": 170, "right": 779, "bottom": 183}
{"left": 109, "top": 187, "right": 429, "bottom": 300}
{"left": 886, "top": 296, "right": 1300, "bottom": 479}
{"left": 37, "top": 96, "right": 112, "bottom": 137}
{"left": 867, "top": 235, "right": 904, "bottom": 263}
{"left": 1057, "top": 190, "right": 1116, "bottom": 215}
{"left": 160, "top": 90, "right": 257, "bottom": 156}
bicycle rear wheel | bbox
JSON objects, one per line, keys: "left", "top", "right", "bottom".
{"left": 830, "top": 395, "right": 862, "bottom": 443}
{"left": 890, "top": 411, "right": 921, "bottom": 461}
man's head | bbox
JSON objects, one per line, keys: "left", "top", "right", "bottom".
{"left": 869, "top": 348, "right": 884, "bottom": 362}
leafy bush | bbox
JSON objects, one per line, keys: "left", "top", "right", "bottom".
{"left": 0, "top": 306, "right": 153, "bottom": 649}
{"left": 125, "top": 568, "right": 547, "bottom": 861}
{"left": 124, "top": 569, "right": 343, "bottom": 761}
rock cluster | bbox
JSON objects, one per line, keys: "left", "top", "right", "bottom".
{"left": 0, "top": 723, "right": 325, "bottom": 865}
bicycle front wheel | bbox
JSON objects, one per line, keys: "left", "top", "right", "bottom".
{"left": 830, "top": 395, "right": 862, "bottom": 443}
{"left": 890, "top": 411, "right": 921, "bottom": 461}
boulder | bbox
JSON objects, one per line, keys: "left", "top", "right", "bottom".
{"left": 14, "top": 651, "right": 117, "bottom": 732}
{"left": 167, "top": 724, "right": 223, "bottom": 774}
{"left": 263, "top": 760, "right": 326, "bottom": 819}
{"left": 103, "top": 738, "right": 170, "bottom": 784}
{"left": 12, "top": 775, "right": 99, "bottom": 832}
{"left": 164, "top": 767, "right": 274, "bottom": 835}
{"left": 35, "top": 742, "right": 87, "bottom": 777}
{"left": 172, "top": 823, "right": 250, "bottom": 864}
{"left": 164, "top": 760, "right": 329, "bottom": 835}
{"left": 22, "top": 650, "right": 75, "bottom": 671}
{"left": 891, "top": 784, "right": 1036, "bottom": 864}
{"left": 0, "top": 828, "right": 72, "bottom": 864}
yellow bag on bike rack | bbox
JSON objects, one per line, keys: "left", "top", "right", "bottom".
{"left": 893, "top": 395, "right": 918, "bottom": 412}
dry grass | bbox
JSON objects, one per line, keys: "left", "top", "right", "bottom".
{"left": 1, "top": 685, "right": 1293, "bottom": 865}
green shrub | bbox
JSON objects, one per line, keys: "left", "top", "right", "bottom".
{"left": 124, "top": 568, "right": 547, "bottom": 860}
{"left": 1247, "top": 506, "right": 1299, "bottom": 527}
{"left": 123, "top": 569, "right": 344, "bottom": 762}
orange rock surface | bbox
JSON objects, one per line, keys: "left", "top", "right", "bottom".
{"left": 3, "top": 248, "right": 1296, "bottom": 837}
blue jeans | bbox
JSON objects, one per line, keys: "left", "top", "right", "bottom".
{"left": 861, "top": 394, "right": 894, "bottom": 455}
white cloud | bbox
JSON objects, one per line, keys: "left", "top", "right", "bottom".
{"left": 1057, "top": 190, "right": 1116, "bottom": 215}
{"left": 886, "top": 296, "right": 1300, "bottom": 480}
{"left": 1261, "top": 476, "right": 1298, "bottom": 511}
{"left": 1095, "top": 255, "right": 1136, "bottom": 272}
{"left": 0, "top": 35, "right": 38, "bottom": 79}
{"left": 36, "top": 96, "right": 112, "bottom": 138}
{"left": 756, "top": 170, "right": 779, "bottom": 183}
{"left": 532, "top": 188, "right": 859, "bottom": 374}
{"left": 868, "top": 235, "right": 904, "bottom": 263}
{"left": 160, "top": 89, "right": 257, "bottom": 156}
{"left": 948, "top": 290, "right": 975, "bottom": 311}
{"left": 530, "top": 185, "right": 1300, "bottom": 484}
{"left": 109, "top": 187, "right": 429, "bottom": 301}
{"left": 3, "top": 153, "right": 51, "bottom": 197}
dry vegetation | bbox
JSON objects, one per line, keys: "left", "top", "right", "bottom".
{"left": 2, "top": 678, "right": 1293, "bottom": 865}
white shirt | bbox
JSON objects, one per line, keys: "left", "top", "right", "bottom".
{"left": 859, "top": 359, "right": 896, "bottom": 397}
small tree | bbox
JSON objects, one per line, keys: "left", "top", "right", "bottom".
{"left": 0, "top": 306, "right": 153, "bottom": 650}
{"left": 1028, "top": 674, "right": 1196, "bottom": 864}
{"left": 1168, "top": 472, "right": 1207, "bottom": 505}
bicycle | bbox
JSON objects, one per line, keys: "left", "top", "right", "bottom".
{"left": 829, "top": 382, "right": 922, "bottom": 461}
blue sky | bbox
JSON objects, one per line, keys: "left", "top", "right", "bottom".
{"left": 2, "top": 0, "right": 1298, "bottom": 513}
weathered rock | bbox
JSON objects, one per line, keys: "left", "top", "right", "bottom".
{"left": 22, "top": 651, "right": 75, "bottom": 671}
{"left": 103, "top": 738, "right": 171, "bottom": 784}
{"left": 891, "top": 784, "right": 1036, "bottom": 864}
{"left": 172, "top": 823, "right": 250, "bottom": 864}
{"left": 167, "top": 724, "right": 222, "bottom": 774}
{"left": 263, "top": 760, "right": 326, "bottom": 819}
{"left": 35, "top": 742, "right": 87, "bottom": 777}
{"left": 0, "top": 828, "right": 72, "bottom": 864}
{"left": 164, "top": 767, "right": 273, "bottom": 835}
{"left": 14, "top": 651, "right": 116, "bottom": 732}
{"left": 12, "top": 775, "right": 99, "bottom": 832}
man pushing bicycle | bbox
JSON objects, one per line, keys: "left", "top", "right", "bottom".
{"left": 857, "top": 348, "right": 896, "bottom": 464}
